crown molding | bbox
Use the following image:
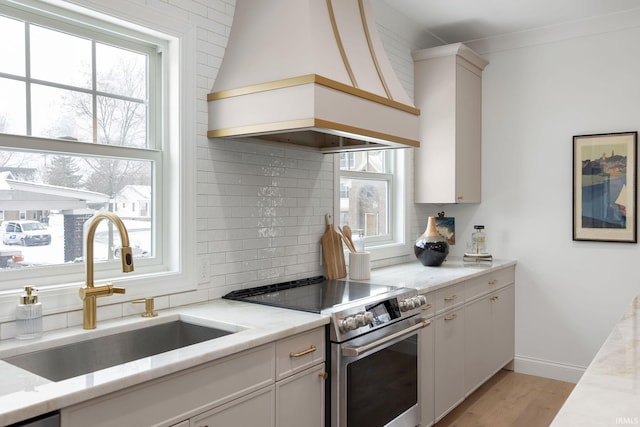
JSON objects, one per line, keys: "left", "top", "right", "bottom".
{"left": 465, "top": 7, "right": 640, "bottom": 55}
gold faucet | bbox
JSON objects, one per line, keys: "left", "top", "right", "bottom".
{"left": 79, "top": 212, "right": 134, "bottom": 329}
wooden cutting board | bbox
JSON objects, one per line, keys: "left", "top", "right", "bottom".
{"left": 321, "top": 214, "right": 346, "bottom": 279}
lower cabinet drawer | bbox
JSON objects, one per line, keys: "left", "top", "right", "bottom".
{"left": 465, "top": 266, "right": 515, "bottom": 301}
{"left": 276, "top": 328, "right": 325, "bottom": 381}
{"left": 434, "top": 282, "right": 465, "bottom": 314}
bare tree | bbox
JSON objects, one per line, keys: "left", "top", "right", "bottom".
{"left": 59, "top": 53, "right": 151, "bottom": 195}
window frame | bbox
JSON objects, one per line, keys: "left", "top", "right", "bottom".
{"left": 335, "top": 148, "right": 410, "bottom": 262}
{"left": 0, "top": 0, "right": 197, "bottom": 320}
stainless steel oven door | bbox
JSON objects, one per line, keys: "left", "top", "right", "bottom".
{"left": 331, "top": 316, "right": 430, "bottom": 427}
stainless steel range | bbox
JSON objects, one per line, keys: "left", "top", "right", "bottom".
{"left": 223, "top": 276, "right": 430, "bottom": 427}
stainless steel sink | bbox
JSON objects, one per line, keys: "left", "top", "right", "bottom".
{"left": 2, "top": 320, "right": 233, "bottom": 382}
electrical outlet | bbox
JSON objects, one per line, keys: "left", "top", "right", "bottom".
{"left": 198, "top": 256, "right": 210, "bottom": 283}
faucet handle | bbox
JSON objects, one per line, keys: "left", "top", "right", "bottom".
{"left": 112, "top": 286, "right": 126, "bottom": 294}
{"left": 132, "top": 298, "right": 158, "bottom": 317}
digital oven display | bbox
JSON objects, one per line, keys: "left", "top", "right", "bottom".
{"left": 366, "top": 298, "right": 402, "bottom": 327}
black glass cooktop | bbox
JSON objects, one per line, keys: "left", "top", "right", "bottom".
{"left": 223, "top": 276, "right": 396, "bottom": 313}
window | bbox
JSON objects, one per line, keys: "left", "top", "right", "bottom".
{"left": 338, "top": 149, "right": 406, "bottom": 252}
{"left": 0, "top": 2, "right": 188, "bottom": 294}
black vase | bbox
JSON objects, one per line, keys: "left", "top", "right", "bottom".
{"left": 415, "top": 216, "right": 449, "bottom": 267}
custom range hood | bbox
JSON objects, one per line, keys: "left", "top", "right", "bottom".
{"left": 207, "top": 0, "right": 420, "bottom": 153}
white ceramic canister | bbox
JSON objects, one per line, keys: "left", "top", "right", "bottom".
{"left": 348, "top": 252, "right": 371, "bottom": 280}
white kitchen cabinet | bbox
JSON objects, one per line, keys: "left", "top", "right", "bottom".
{"left": 432, "top": 265, "right": 515, "bottom": 422}
{"left": 191, "top": 386, "right": 275, "bottom": 427}
{"left": 490, "top": 284, "right": 515, "bottom": 373}
{"left": 465, "top": 283, "right": 515, "bottom": 396}
{"left": 276, "top": 364, "right": 326, "bottom": 427}
{"left": 413, "top": 43, "right": 488, "bottom": 204}
{"left": 275, "top": 328, "right": 327, "bottom": 427}
{"left": 434, "top": 306, "right": 465, "bottom": 421}
{"left": 464, "top": 292, "right": 494, "bottom": 394}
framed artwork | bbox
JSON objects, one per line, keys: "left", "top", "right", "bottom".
{"left": 435, "top": 213, "right": 455, "bottom": 245}
{"left": 573, "top": 131, "right": 637, "bottom": 242}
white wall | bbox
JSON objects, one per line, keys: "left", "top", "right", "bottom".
{"left": 411, "top": 13, "right": 640, "bottom": 381}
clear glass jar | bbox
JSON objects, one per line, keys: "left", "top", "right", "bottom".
{"left": 471, "top": 225, "right": 487, "bottom": 254}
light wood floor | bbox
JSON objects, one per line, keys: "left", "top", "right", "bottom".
{"left": 435, "top": 370, "right": 575, "bottom": 427}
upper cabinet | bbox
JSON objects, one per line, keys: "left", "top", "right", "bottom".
{"left": 413, "top": 43, "right": 488, "bottom": 204}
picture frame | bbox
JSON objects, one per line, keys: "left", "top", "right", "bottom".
{"left": 435, "top": 216, "right": 455, "bottom": 245}
{"left": 573, "top": 131, "right": 637, "bottom": 242}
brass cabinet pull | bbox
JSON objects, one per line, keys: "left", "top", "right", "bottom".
{"left": 421, "top": 303, "right": 433, "bottom": 310}
{"left": 490, "top": 296, "right": 499, "bottom": 301}
{"left": 488, "top": 279, "right": 498, "bottom": 285}
{"left": 444, "top": 314, "right": 457, "bottom": 321}
{"left": 444, "top": 295, "right": 457, "bottom": 301}
{"left": 290, "top": 345, "right": 317, "bottom": 358}
{"left": 318, "top": 372, "right": 328, "bottom": 380}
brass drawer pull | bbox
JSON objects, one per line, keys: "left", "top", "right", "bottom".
{"left": 490, "top": 296, "right": 499, "bottom": 301}
{"left": 318, "top": 372, "right": 328, "bottom": 380}
{"left": 421, "top": 303, "right": 433, "bottom": 310}
{"left": 290, "top": 345, "right": 317, "bottom": 358}
{"left": 444, "top": 295, "right": 457, "bottom": 302}
{"left": 488, "top": 279, "right": 498, "bottom": 285}
{"left": 444, "top": 314, "right": 457, "bottom": 321}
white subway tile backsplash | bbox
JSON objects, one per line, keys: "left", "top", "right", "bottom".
{"left": 226, "top": 271, "right": 258, "bottom": 287}
{"left": 43, "top": 313, "right": 68, "bottom": 333}
{"left": 0, "top": 322, "right": 15, "bottom": 341}
{"left": 169, "top": 289, "right": 209, "bottom": 308}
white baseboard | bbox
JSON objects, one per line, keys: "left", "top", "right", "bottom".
{"left": 512, "top": 355, "right": 585, "bottom": 384}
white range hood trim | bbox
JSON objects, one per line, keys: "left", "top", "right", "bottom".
{"left": 208, "top": 0, "right": 420, "bottom": 153}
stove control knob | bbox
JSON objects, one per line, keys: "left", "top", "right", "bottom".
{"left": 399, "top": 298, "right": 411, "bottom": 311}
{"left": 418, "top": 295, "right": 428, "bottom": 306}
{"left": 364, "top": 311, "right": 374, "bottom": 325}
{"left": 339, "top": 316, "right": 357, "bottom": 332}
{"left": 355, "top": 312, "right": 373, "bottom": 327}
{"left": 412, "top": 296, "right": 423, "bottom": 307}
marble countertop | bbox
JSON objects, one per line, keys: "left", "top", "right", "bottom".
{"left": 550, "top": 295, "right": 640, "bottom": 426}
{"left": 0, "top": 256, "right": 516, "bottom": 425}
{"left": 365, "top": 257, "right": 516, "bottom": 293}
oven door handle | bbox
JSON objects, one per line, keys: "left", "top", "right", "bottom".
{"left": 342, "top": 318, "right": 431, "bottom": 357}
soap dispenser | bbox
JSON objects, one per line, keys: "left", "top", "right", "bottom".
{"left": 16, "top": 286, "right": 43, "bottom": 339}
